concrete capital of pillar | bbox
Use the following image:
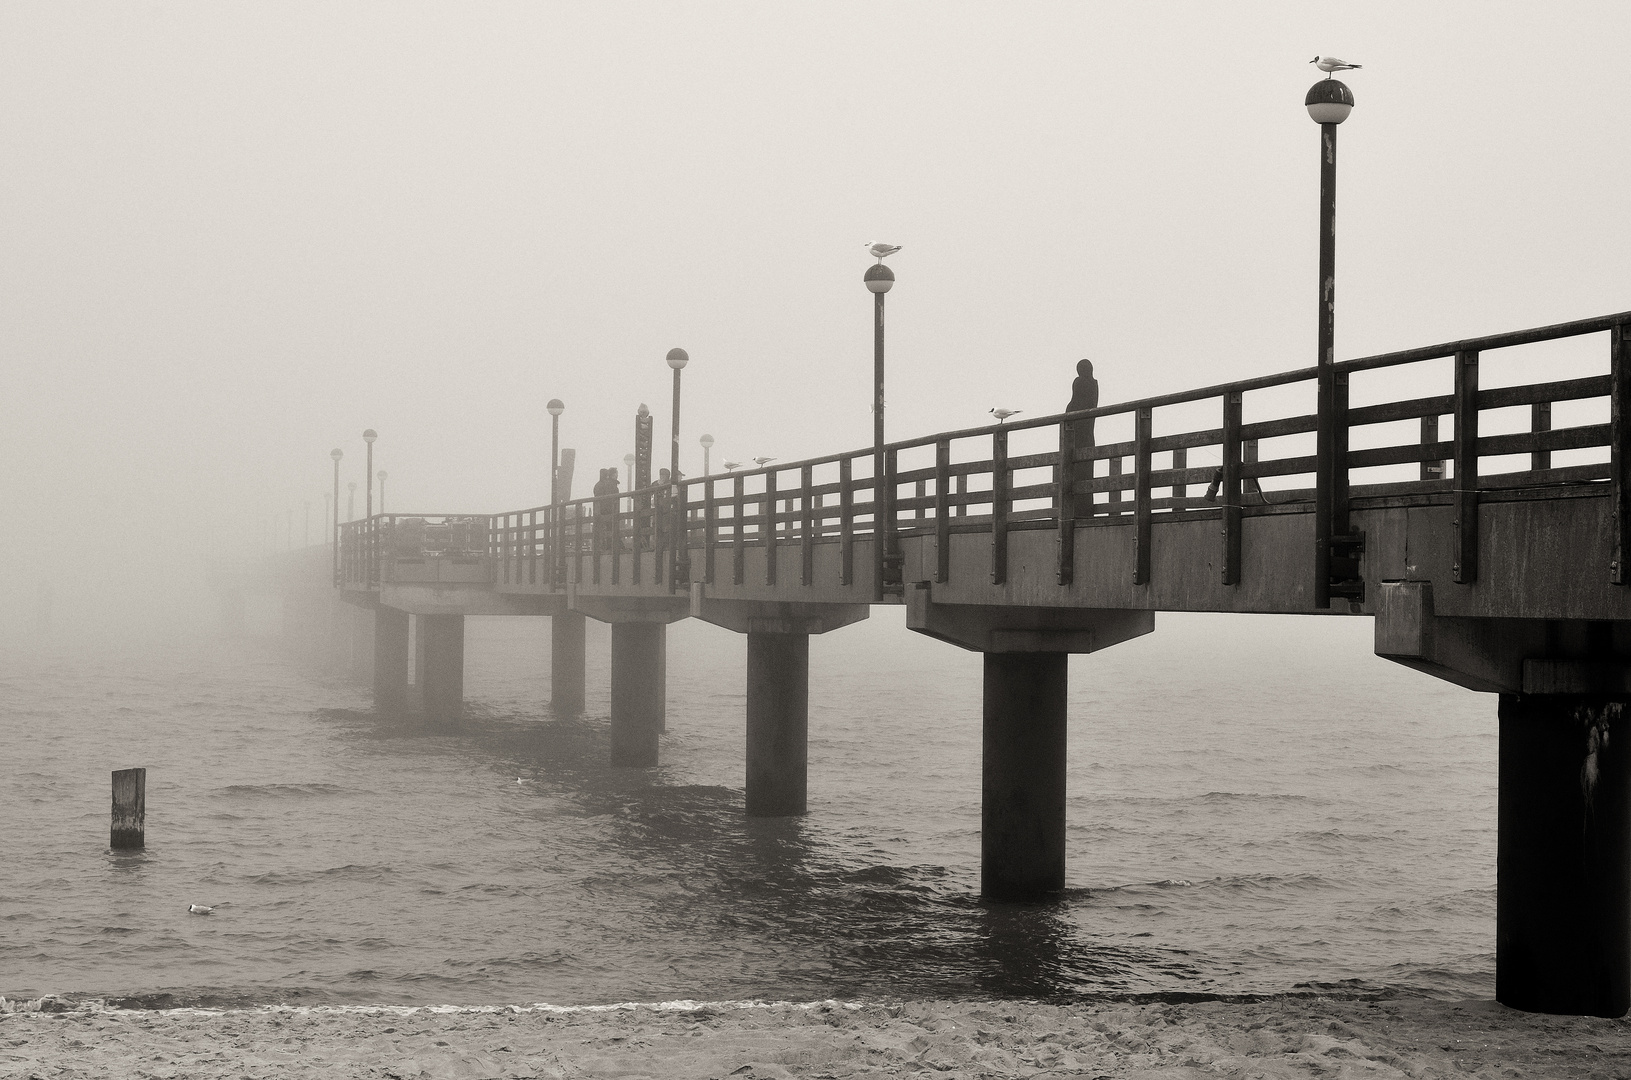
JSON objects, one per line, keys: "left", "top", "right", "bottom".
{"left": 1375, "top": 580, "right": 1631, "bottom": 694}
{"left": 690, "top": 587, "right": 869, "bottom": 636}
{"left": 569, "top": 590, "right": 690, "bottom": 625}
{"left": 906, "top": 582, "right": 1154, "bottom": 654}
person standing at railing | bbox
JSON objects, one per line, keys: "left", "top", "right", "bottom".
{"left": 1065, "top": 359, "right": 1098, "bottom": 516}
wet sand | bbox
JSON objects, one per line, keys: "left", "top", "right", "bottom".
{"left": 3, "top": 994, "right": 1628, "bottom": 1078}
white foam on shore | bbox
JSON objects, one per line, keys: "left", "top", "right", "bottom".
{"left": 1, "top": 994, "right": 871, "bottom": 1019}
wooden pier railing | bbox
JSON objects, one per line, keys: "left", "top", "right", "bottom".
{"left": 340, "top": 310, "right": 1631, "bottom": 604}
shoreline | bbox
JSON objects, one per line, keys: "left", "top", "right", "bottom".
{"left": 4, "top": 992, "right": 1627, "bottom": 1078}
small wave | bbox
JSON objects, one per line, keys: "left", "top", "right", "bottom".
{"left": 215, "top": 783, "right": 348, "bottom": 799}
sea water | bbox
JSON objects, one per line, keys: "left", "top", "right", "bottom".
{"left": 0, "top": 603, "right": 1494, "bottom": 1006}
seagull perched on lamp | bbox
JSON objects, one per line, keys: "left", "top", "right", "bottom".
{"left": 990, "top": 408, "right": 1023, "bottom": 423}
{"left": 1311, "top": 56, "right": 1361, "bottom": 77}
{"left": 864, "top": 242, "right": 901, "bottom": 262}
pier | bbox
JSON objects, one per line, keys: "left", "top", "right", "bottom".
{"left": 254, "top": 310, "right": 1631, "bottom": 1016}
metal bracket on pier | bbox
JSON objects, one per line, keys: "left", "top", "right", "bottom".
{"left": 1328, "top": 530, "right": 1366, "bottom": 604}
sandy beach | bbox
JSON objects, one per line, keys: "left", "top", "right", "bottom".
{"left": 3, "top": 994, "right": 1628, "bottom": 1079}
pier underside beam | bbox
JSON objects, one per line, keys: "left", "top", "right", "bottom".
{"left": 372, "top": 606, "right": 410, "bottom": 716}
{"left": 1498, "top": 693, "right": 1629, "bottom": 1018}
{"left": 419, "top": 613, "right": 465, "bottom": 724}
{"left": 610, "top": 623, "right": 665, "bottom": 767}
{"left": 694, "top": 595, "right": 869, "bottom": 817}
{"left": 551, "top": 611, "right": 586, "bottom": 716}
{"left": 906, "top": 584, "right": 1154, "bottom": 902}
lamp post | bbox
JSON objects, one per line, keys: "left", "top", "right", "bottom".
{"left": 624, "top": 453, "right": 635, "bottom": 492}
{"left": 547, "top": 399, "right": 565, "bottom": 506}
{"left": 330, "top": 448, "right": 343, "bottom": 584}
{"left": 700, "top": 433, "right": 714, "bottom": 477}
{"left": 1306, "top": 77, "right": 1356, "bottom": 608}
{"left": 666, "top": 348, "right": 689, "bottom": 583}
{"left": 378, "top": 471, "right": 388, "bottom": 516}
{"left": 348, "top": 482, "right": 356, "bottom": 522}
{"left": 865, "top": 261, "right": 896, "bottom": 601}
{"left": 363, "top": 430, "right": 377, "bottom": 521}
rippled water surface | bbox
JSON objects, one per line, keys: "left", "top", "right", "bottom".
{"left": 1, "top": 601, "right": 1495, "bottom": 1005}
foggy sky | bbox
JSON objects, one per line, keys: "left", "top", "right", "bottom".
{"left": 6, "top": 3, "right": 1630, "bottom": 621}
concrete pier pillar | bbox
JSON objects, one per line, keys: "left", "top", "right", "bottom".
{"left": 982, "top": 651, "right": 1068, "bottom": 902}
{"left": 745, "top": 631, "right": 809, "bottom": 816}
{"left": 1497, "top": 693, "right": 1630, "bottom": 1017}
{"left": 551, "top": 611, "right": 586, "bottom": 716}
{"left": 372, "top": 607, "right": 411, "bottom": 716}
{"left": 610, "top": 622, "right": 665, "bottom": 766}
{"left": 349, "top": 605, "right": 375, "bottom": 684}
{"left": 419, "top": 614, "right": 466, "bottom": 724}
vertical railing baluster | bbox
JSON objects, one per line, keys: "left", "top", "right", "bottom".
{"left": 1612, "top": 324, "right": 1630, "bottom": 584}
{"left": 991, "top": 428, "right": 1009, "bottom": 585}
{"left": 1109, "top": 456, "right": 1123, "bottom": 515}
{"left": 801, "top": 464, "right": 815, "bottom": 586}
{"left": 1453, "top": 349, "right": 1480, "bottom": 584}
{"left": 935, "top": 439, "right": 951, "bottom": 584}
{"left": 839, "top": 456, "right": 854, "bottom": 586}
{"left": 1133, "top": 407, "right": 1153, "bottom": 586}
{"left": 764, "top": 470, "right": 778, "bottom": 586}
{"left": 1056, "top": 420, "right": 1076, "bottom": 586}
{"left": 1172, "top": 446, "right": 1187, "bottom": 501}
{"left": 884, "top": 447, "right": 900, "bottom": 594}
{"left": 704, "top": 478, "right": 717, "bottom": 585}
{"left": 1421, "top": 415, "right": 1444, "bottom": 481}
{"left": 956, "top": 473, "right": 967, "bottom": 517}
{"left": 733, "top": 474, "right": 746, "bottom": 586}
{"left": 1531, "top": 400, "right": 1552, "bottom": 472}
{"left": 1222, "top": 391, "right": 1243, "bottom": 586}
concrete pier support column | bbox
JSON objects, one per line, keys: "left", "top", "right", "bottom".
{"left": 745, "top": 631, "right": 809, "bottom": 816}
{"left": 419, "top": 614, "right": 466, "bottom": 724}
{"left": 610, "top": 623, "right": 665, "bottom": 767}
{"left": 349, "top": 605, "right": 375, "bottom": 684}
{"left": 372, "top": 607, "right": 411, "bottom": 716}
{"left": 982, "top": 651, "right": 1068, "bottom": 902}
{"left": 1498, "top": 693, "right": 1630, "bottom": 1017}
{"left": 551, "top": 611, "right": 587, "bottom": 716}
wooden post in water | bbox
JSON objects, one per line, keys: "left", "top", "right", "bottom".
{"left": 111, "top": 768, "right": 145, "bottom": 849}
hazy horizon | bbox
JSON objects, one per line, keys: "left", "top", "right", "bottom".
{"left": 7, "top": 3, "right": 1629, "bottom": 628}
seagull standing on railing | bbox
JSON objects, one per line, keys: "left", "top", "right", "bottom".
{"left": 752, "top": 456, "right": 776, "bottom": 467}
{"left": 864, "top": 242, "right": 901, "bottom": 262}
{"left": 1311, "top": 56, "right": 1361, "bottom": 77}
{"left": 723, "top": 461, "right": 740, "bottom": 472}
{"left": 990, "top": 408, "right": 1023, "bottom": 423}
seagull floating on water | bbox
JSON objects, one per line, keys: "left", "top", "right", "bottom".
{"left": 989, "top": 408, "right": 1023, "bottom": 423}
{"left": 1311, "top": 56, "right": 1361, "bottom": 77}
{"left": 864, "top": 242, "right": 901, "bottom": 263}
{"left": 187, "top": 904, "right": 214, "bottom": 915}
{"left": 752, "top": 456, "right": 776, "bottom": 467}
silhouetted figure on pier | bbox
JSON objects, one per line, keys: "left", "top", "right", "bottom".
{"left": 1066, "top": 359, "right": 1098, "bottom": 516}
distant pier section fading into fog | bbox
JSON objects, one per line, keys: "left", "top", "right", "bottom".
{"left": 227, "top": 309, "right": 1631, "bottom": 1019}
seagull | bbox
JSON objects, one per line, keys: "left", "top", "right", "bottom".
{"left": 990, "top": 408, "right": 1023, "bottom": 423}
{"left": 723, "top": 461, "right": 740, "bottom": 472}
{"left": 752, "top": 456, "right": 776, "bottom": 467}
{"left": 864, "top": 242, "right": 901, "bottom": 262}
{"left": 1311, "top": 56, "right": 1361, "bottom": 77}
{"left": 187, "top": 904, "right": 214, "bottom": 915}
